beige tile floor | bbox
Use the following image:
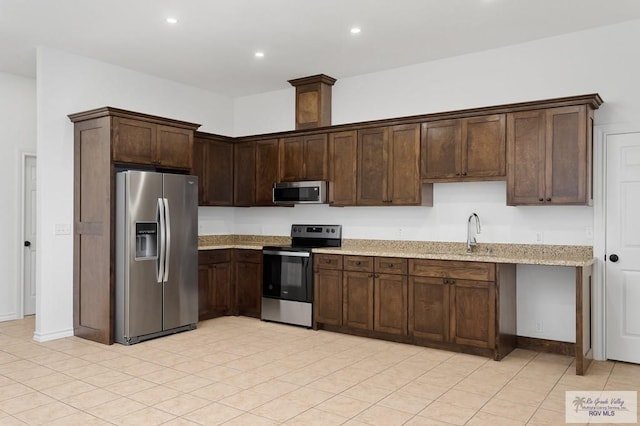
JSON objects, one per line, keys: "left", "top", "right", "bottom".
{"left": 0, "top": 316, "right": 638, "bottom": 425}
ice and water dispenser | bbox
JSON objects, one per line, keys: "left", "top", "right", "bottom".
{"left": 135, "top": 222, "right": 158, "bottom": 260}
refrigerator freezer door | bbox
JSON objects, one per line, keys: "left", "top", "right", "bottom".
{"left": 116, "top": 171, "right": 164, "bottom": 343}
{"left": 162, "top": 173, "right": 198, "bottom": 331}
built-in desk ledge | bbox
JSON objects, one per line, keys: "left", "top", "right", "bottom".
{"left": 314, "top": 239, "right": 593, "bottom": 267}
{"left": 198, "top": 235, "right": 592, "bottom": 267}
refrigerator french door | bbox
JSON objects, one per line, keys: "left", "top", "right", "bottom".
{"left": 115, "top": 171, "right": 198, "bottom": 345}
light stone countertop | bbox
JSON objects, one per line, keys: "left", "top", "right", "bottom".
{"left": 198, "top": 235, "right": 593, "bottom": 267}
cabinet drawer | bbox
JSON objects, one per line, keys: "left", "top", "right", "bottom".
{"left": 199, "top": 249, "right": 231, "bottom": 264}
{"left": 375, "top": 257, "right": 407, "bottom": 275}
{"left": 314, "top": 254, "right": 343, "bottom": 270}
{"left": 344, "top": 256, "right": 374, "bottom": 272}
{"left": 235, "top": 249, "right": 262, "bottom": 263}
{"left": 408, "top": 259, "right": 495, "bottom": 281}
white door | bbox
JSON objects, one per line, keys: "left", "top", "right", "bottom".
{"left": 606, "top": 132, "right": 640, "bottom": 363}
{"left": 23, "top": 155, "right": 37, "bottom": 316}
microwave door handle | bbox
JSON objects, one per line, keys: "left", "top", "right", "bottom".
{"left": 157, "top": 198, "right": 165, "bottom": 283}
{"left": 162, "top": 198, "right": 171, "bottom": 282}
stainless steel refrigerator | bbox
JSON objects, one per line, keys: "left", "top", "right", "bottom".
{"left": 115, "top": 171, "right": 198, "bottom": 345}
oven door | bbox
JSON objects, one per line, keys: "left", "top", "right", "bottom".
{"left": 263, "top": 249, "right": 313, "bottom": 302}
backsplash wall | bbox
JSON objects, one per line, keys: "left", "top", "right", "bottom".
{"left": 198, "top": 181, "right": 594, "bottom": 246}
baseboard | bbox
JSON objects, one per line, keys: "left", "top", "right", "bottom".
{"left": 517, "top": 336, "right": 575, "bottom": 356}
{"left": 33, "top": 328, "right": 74, "bottom": 342}
{"left": 0, "top": 312, "right": 19, "bottom": 322}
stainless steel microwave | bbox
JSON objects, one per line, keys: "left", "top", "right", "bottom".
{"left": 272, "top": 181, "right": 328, "bottom": 204}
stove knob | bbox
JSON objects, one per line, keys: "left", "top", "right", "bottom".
{"left": 331, "top": 229, "right": 335, "bottom": 233}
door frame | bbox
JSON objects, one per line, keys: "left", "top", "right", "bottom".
{"left": 19, "top": 151, "right": 37, "bottom": 319}
{"left": 593, "top": 122, "right": 640, "bottom": 360}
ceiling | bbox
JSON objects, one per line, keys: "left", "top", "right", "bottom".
{"left": 2, "top": 0, "right": 640, "bottom": 97}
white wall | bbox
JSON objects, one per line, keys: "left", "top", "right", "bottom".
{"left": 230, "top": 19, "right": 640, "bottom": 342}
{"left": 35, "top": 47, "right": 233, "bottom": 341}
{"left": 0, "top": 72, "right": 36, "bottom": 321}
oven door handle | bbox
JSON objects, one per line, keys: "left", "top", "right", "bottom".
{"left": 263, "top": 250, "right": 311, "bottom": 258}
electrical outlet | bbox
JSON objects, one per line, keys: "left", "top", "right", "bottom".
{"left": 535, "top": 232, "right": 544, "bottom": 243}
{"left": 585, "top": 227, "right": 594, "bottom": 240}
{"left": 535, "top": 320, "right": 544, "bottom": 333}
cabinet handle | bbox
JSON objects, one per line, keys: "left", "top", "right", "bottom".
{"left": 462, "top": 172, "right": 467, "bottom": 176}
{"left": 355, "top": 261, "right": 361, "bottom": 266}
{"left": 538, "top": 198, "right": 544, "bottom": 202}
{"left": 387, "top": 263, "right": 394, "bottom": 268}
{"left": 546, "top": 197, "right": 552, "bottom": 202}
{"left": 456, "top": 173, "right": 461, "bottom": 176}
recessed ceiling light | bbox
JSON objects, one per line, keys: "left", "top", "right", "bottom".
{"left": 255, "top": 51, "right": 265, "bottom": 58}
{"left": 350, "top": 27, "right": 361, "bottom": 34}
{"left": 166, "top": 17, "right": 178, "bottom": 24}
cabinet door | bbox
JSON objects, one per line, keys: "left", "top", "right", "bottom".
{"left": 303, "top": 134, "right": 328, "bottom": 181}
{"left": 234, "top": 142, "right": 256, "bottom": 206}
{"left": 389, "top": 124, "right": 421, "bottom": 205}
{"left": 507, "top": 110, "right": 546, "bottom": 205}
{"left": 408, "top": 276, "right": 449, "bottom": 342}
{"left": 450, "top": 279, "right": 496, "bottom": 349}
{"left": 113, "top": 118, "right": 155, "bottom": 164}
{"left": 357, "top": 127, "right": 388, "bottom": 205}
{"left": 374, "top": 274, "right": 407, "bottom": 335}
{"left": 210, "top": 262, "right": 232, "bottom": 316}
{"left": 463, "top": 114, "right": 506, "bottom": 179}
{"left": 198, "top": 264, "right": 214, "bottom": 320}
{"left": 204, "top": 140, "right": 234, "bottom": 206}
{"left": 156, "top": 125, "right": 192, "bottom": 169}
{"left": 343, "top": 271, "right": 374, "bottom": 330}
{"left": 421, "top": 119, "right": 461, "bottom": 180}
{"left": 329, "top": 131, "right": 357, "bottom": 206}
{"left": 255, "top": 139, "right": 279, "bottom": 206}
{"left": 314, "top": 268, "right": 343, "bottom": 326}
{"left": 545, "top": 105, "right": 588, "bottom": 204}
{"left": 279, "top": 136, "right": 305, "bottom": 182}
{"left": 235, "top": 261, "right": 262, "bottom": 318}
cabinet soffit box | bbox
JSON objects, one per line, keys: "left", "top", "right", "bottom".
{"left": 289, "top": 74, "right": 337, "bottom": 130}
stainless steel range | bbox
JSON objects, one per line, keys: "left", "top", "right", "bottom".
{"left": 262, "top": 224, "right": 342, "bottom": 327}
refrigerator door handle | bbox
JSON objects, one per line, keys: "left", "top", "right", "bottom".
{"left": 163, "top": 198, "right": 171, "bottom": 282}
{"left": 157, "top": 197, "right": 166, "bottom": 283}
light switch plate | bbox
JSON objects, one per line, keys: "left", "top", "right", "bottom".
{"left": 54, "top": 224, "right": 72, "bottom": 235}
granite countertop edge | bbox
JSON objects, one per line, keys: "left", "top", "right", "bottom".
{"left": 197, "top": 236, "right": 594, "bottom": 268}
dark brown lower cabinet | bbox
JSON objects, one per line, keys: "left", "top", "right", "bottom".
{"left": 198, "top": 249, "right": 262, "bottom": 321}
{"left": 374, "top": 274, "right": 407, "bottom": 335}
{"left": 314, "top": 268, "right": 343, "bottom": 326}
{"left": 198, "top": 250, "right": 232, "bottom": 321}
{"left": 408, "top": 277, "right": 449, "bottom": 342}
{"left": 343, "top": 271, "right": 374, "bottom": 330}
{"left": 408, "top": 276, "right": 495, "bottom": 349}
{"left": 234, "top": 249, "right": 262, "bottom": 318}
{"left": 450, "top": 280, "right": 496, "bottom": 349}
{"left": 314, "top": 254, "right": 516, "bottom": 361}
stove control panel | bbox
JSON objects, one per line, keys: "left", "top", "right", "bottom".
{"left": 291, "top": 224, "right": 342, "bottom": 239}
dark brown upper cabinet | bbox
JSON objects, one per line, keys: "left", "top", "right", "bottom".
{"left": 328, "top": 131, "right": 358, "bottom": 206}
{"left": 233, "top": 139, "right": 279, "bottom": 207}
{"left": 113, "top": 117, "right": 193, "bottom": 170}
{"left": 421, "top": 114, "right": 506, "bottom": 182}
{"left": 357, "top": 124, "right": 432, "bottom": 206}
{"left": 507, "top": 105, "right": 593, "bottom": 205}
{"left": 279, "top": 134, "right": 328, "bottom": 182}
{"left": 193, "top": 133, "right": 234, "bottom": 206}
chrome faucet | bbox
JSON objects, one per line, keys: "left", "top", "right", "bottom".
{"left": 467, "top": 213, "right": 481, "bottom": 252}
